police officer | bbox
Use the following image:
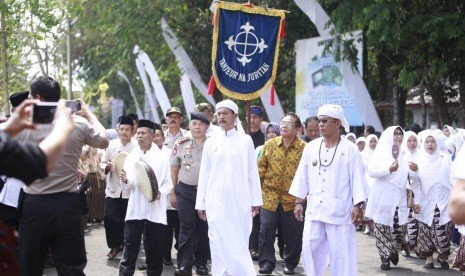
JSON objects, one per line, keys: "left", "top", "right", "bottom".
{"left": 170, "top": 112, "right": 210, "bottom": 276}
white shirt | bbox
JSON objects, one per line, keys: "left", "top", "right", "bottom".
{"left": 100, "top": 138, "right": 137, "bottom": 199}
{"left": 0, "top": 177, "right": 23, "bottom": 207}
{"left": 122, "top": 143, "right": 172, "bottom": 224}
{"left": 289, "top": 137, "right": 366, "bottom": 225}
{"left": 195, "top": 128, "right": 262, "bottom": 276}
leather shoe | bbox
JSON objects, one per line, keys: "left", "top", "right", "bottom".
{"left": 258, "top": 263, "right": 273, "bottom": 274}
{"left": 196, "top": 265, "right": 209, "bottom": 275}
{"left": 423, "top": 262, "right": 435, "bottom": 269}
{"left": 163, "top": 257, "right": 173, "bottom": 266}
{"left": 174, "top": 266, "right": 192, "bottom": 276}
{"left": 380, "top": 261, "right": 390, "bottom": 270}
{"left": 137, "top": 263, "right": 147, "bottom": 270}
{"left": 283, "top": 266, "right": 295, "bottom": 275}
{"left": 438, "top": 259, "right": 449, "bottom": 269}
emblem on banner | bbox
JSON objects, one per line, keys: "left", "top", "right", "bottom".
{"left": 211, "top": 2, "right": 285, "bottom": 100}
{"left": 225, "top": 22, "right": 268, "bottom": 66}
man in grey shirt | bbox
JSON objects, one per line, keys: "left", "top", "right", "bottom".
{"left": 17, "top": 76, "right": 109, "bottom": 276}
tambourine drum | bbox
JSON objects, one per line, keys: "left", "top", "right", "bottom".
{"left": 134, "top": 160, "right": 159, "bottom": 202}
{"left": 114, "top": 152, "right": 128, "bottom": 178}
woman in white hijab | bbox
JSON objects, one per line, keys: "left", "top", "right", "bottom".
{"left": 409, "top": 133, "right": 452, "bottom": 269}
{"left": 345, "top": 132, "right": 356, "bottom": 143}
{"left": 365, "top": 126, "right": 415, "bottom": 270}
{"left": 361, "top": 134, "right": 378, "bottom": 235}
{"left": 400, "top": 131, "right": 420, "bottom": 257}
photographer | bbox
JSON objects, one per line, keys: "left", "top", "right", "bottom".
{"left": 16, "top": 76, "right": 109, "bottom": 276}
{"left": 0, "top": 99, "right": 74, "bottom": 183}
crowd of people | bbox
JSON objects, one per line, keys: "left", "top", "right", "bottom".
{"left": 3, "top": 76, "right": 465, "bottom": 276}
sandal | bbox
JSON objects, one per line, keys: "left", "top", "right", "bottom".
{"left": 250, "top": 249, "right": 259, "bottom": 261}
{"left": 107, "top": 246, "right": 122, "bottom": 260}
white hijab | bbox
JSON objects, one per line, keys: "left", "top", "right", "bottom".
{"left": 368, "top": 126, "right": 409, "bottom": 189}
{"left": 361, "top": 134, "right": 378, "bottom": 164}
{"left": 414, "top": 133, "right": 452, "bottom": 194}
{"left": 401, "top": 131, "right": 420, "bottom": 162}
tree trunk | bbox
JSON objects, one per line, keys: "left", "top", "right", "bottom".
{"left": 397, "top": 86, "right": 407, "bottom": 127}
{"left": 458, "top": 68, "right": 465, "bottom": 127}
{"left": 392, "top": 74, "right": 399, "bottom": 125}
{"left": 377, "top": 54, "right": 388, "bottom": 125}
{"left": 427, "top": 83, "right": 451, "bottom": 128}
{"left": 419, "top": 85, "right": 427, "bottom": 129}
{"left": 0, "top": 4, "right": 8, "bottom": 115}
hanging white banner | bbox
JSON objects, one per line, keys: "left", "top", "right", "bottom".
{"left": 135, "top": 58, "right": 160, "bottom": 122}
{"left": 260, "top": 86, "right": 285, "bottom": 123}
{"left": 134, "top": 45, "right": 172, "bottom": 116}
{"left": 117, "top": 70, "right": 144, "bottom": 119}
{"left": 294, "top": 0, "right": 383, "bottom": 130}
{"left": 161, "top": 18, "right": 216, "bottom": 106}
{"left": 180, "top": 72, "right": 196, "bottom": 115}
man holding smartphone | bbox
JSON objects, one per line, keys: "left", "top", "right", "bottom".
{"left": 16, "top": 76, "right": 109, "bottom": 276}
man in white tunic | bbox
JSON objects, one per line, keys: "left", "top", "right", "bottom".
{"left": 100, "top": 116, "right": 137, "bottom": 260}
{"left": 118, "top": 120, "right": 172, "bottom": 276}
{"left": 289, "top": 104, "right": 365, "bottom": 276}
{"left": 195, "top": 100, "right": 262, "bottom": 276}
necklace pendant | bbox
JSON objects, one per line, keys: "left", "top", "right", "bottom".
{"left": 312, "top": 160, "right": 318, "bottom": 166}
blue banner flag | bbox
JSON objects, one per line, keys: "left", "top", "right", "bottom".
{"left": 212, "top": 3, "right": 285, "bottom": 100}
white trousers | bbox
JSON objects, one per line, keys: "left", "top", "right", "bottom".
{"left": 302, "top": 220, "right": 358, "bottom": 276}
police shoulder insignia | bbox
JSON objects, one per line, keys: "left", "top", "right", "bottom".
{"left": 178, "top": 136, "right": 191, "bottom": 144}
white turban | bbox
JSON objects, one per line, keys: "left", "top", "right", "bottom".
{"left": 215, "top": 99, "right": 244, "bottom": 132}
{"left": 317, "top": 104, "right": 350, "bottom": 133}
{"left": 216, "top": 99, "right": 238, "bottom": 114}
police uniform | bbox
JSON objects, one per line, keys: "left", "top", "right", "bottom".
{"left": 171, "top": 131, "right": 210, "bottom": 274}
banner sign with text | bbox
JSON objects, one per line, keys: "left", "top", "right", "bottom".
{"left": 295, "top": 37, "right": 364, "bottom": 126}
{"left": 212, "top": 2, "right": 285, "bottom": 100}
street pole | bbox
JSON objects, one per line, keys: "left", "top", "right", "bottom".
{"left": 67, "top": 17, "right": 72, "bottom": 100}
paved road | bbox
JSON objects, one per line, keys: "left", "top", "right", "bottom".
{"left": 44, "top": 223, "right": 461, "bottom": 275}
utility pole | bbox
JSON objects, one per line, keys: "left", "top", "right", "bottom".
{"left": 67, "top": 17, "right": 72, "bottom": 100}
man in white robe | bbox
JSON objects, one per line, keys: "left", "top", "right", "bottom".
{"left": 118, "top": 119, "right": 172, "bottom": 276}
{"left": 289, "top": 104, "right": 366, "bottom": 276}
{"left": 195, "top": 100, "right": 262, "bottom": 276}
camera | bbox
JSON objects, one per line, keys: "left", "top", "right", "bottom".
{"left": 66, "top": 100, "right": 81, "bottom": 113}
{"left": 31, "top": 102, "right": 58, "bottom": 124}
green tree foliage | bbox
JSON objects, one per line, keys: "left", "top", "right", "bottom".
{"left": 65, "top": 0, "right": 317, "bottom": 125}
{"left": 319, "top": 0, "right": 465, "bottom": 127}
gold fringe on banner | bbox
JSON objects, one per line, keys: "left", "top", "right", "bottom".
{"left": 211, "top": 1, "right": 286, "bottom": 101}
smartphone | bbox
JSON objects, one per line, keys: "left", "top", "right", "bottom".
{"left": 31, "top": 102, "right": 58, "bottom": 124}
{"left": 66, "top": 100, "right": 81, "bottom": 113}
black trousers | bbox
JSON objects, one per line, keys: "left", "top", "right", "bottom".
{"left": 104, "top": 196, "right": 128, "bottom": 248}
{"left": 164, "top": 209, "right": 180, "bottom": 260}
{"left": 119, "top": 219, "right": 166, "bottom": 276}
{"left": 18, "top": 193, "right": 86, "bottom": 276}
{"left": 176, "top": 182, "right": 210, "bottom": 268}
{"left": 249, "top": 214, "right": 260, "bottom": 250}
{"left": 258, "top": 203, "right": 304, "bottom": 270}
{"left": 0, "top": 202, "right": 18, "bottom": 228}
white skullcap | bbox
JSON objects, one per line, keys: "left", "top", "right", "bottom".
{"left": 317, "top": 104, "right": 350, "bottom": 133}
{"left": 216, "top": 99, "right": 238, "bottom": 114}
{"left": 215, "top": 99, "right": 244, "bottom": 133}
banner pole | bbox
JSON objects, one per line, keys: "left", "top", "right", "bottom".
{"left": 246, "top": 101, "right": 251, "bottom": 134}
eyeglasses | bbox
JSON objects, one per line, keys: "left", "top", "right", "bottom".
{"left": 280, "top": 121, "right": 295, "bottom": 127}
{"left": 394, "top": 132, "right": 404, "bottom": 137}
{"left": 317, "top": 119, "right": 337, "bottom": 124}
